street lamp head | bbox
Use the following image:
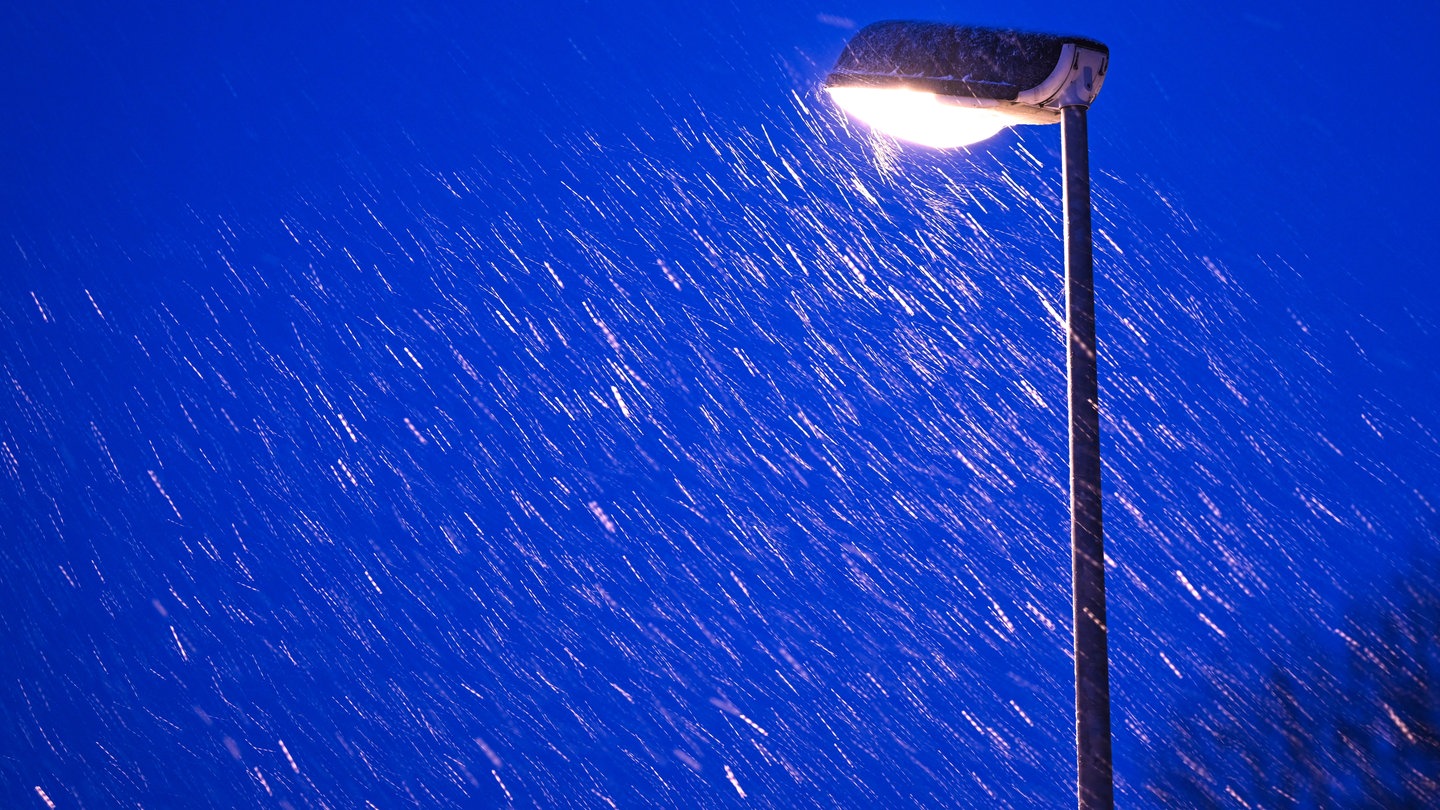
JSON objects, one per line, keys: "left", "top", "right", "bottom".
{"left": 825, "top": 21, "right": 1109, "bottom": 148}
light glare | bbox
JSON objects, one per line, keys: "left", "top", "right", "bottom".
{"left": 827, "top": 87, "right": 1017, "bottom": 149}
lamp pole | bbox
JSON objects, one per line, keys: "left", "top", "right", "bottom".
{"left": 823, "top": 22, "right": 1114, "bottom": 808}
{"left": 1062, "top": 103, "right": 1111, "bottom": 810}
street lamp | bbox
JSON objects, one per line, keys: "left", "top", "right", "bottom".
{"left": 824, "top": 21, "right": 1114, "bottom": 810}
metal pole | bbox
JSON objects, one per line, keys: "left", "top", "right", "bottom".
{"left": 1062, "top": 103, "right": 1112, "bottom": 810}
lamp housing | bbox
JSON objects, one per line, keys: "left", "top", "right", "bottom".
{"left": 825, "top": 21, "right": 1109, "bottom": 148}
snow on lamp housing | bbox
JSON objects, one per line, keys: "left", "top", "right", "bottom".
{"left": 825, "top": 21, "right": 1109, "bottom": 148}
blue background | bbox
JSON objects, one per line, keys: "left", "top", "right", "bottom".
{"left": 3, "top": 1, "right": 1437, "bottom": 806}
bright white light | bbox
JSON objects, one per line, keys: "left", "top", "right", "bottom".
{"left": 827, "top": 86, "right": 1019, "bottom": 149}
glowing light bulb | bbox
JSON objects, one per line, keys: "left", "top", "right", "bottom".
{"left": 826, "top": 86, "right": 1018, "bottom": 149}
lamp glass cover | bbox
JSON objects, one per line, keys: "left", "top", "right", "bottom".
{"left": 827, "top": 86, "right": 1026, "bottom": 149}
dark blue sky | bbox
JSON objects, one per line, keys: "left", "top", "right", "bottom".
{"left": 3, "top": 1, "right": 1437, "bottom": 807}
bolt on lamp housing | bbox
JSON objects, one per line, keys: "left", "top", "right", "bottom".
{"left": 825, "top": 21, "right": 1109, "bottom": 148}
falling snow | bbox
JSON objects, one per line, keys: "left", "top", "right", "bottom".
{"left": 2, "top": 2, "right": 1438, "bottom": 808}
